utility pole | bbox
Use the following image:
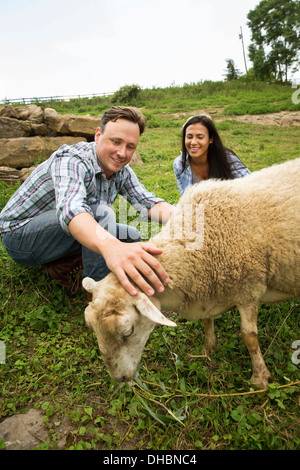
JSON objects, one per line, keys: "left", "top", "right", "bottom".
{"left": 239, "top": 26, "right": 248, "bottom": 75}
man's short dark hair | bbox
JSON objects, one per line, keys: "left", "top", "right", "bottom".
{"left": 100, "top": 106, "right": 147, "bottom": 135}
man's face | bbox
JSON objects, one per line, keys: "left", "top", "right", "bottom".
{"left": 95, "top": 118, "right": 140, "bottom": 178}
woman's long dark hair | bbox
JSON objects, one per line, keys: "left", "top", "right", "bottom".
{"left": 180, "top": 115, "right": 233, "bottom": 179}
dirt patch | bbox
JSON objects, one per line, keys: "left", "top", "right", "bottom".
{"left": 170, "top": 110, "right": 300, "bottom": 127}
{"left": 0, "top": 406, "right": 142, "bottom": 450}
{"left": 0, "top": 409, "right": 52, "bottom": 450}
{"left": 214, "top": 111, "right": 300, "bottom": 127}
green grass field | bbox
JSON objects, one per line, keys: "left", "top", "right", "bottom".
{"left": 0, "top": 81, "right": 299, "bottom": 450}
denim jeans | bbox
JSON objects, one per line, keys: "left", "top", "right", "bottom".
{"left": 1, "top": 205, "right": 141, "bottom": 281}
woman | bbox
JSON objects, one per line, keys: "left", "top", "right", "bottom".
{"left": 173, "top": 114, "right": 250, "bottom": 195}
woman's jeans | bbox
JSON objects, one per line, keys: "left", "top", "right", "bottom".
{"left": 1, "top": 205, "right": 141, "bottom": 282}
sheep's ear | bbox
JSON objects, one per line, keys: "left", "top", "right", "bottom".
{"left": 134, "top": 293, "right": 177, "bottom": 327}
{"left": 82, "top": 277, "right": 98, "bottom": 293}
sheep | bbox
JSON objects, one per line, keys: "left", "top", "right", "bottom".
{"left": 83, "top": 158, "right": 300, "bottom": 387}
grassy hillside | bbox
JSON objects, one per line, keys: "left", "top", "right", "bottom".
{"left": 36, "top": 79, "right": 300, "bottom": 117}
{"left": 0, "top": 81, "right": 299, "bottom": 450}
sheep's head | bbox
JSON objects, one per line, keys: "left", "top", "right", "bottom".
{"left": 82, "top": 274, "right": 176, "bottom": 382}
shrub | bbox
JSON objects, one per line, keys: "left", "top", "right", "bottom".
{"left": 111, "top": 84, "right": 142, "bottom": 105}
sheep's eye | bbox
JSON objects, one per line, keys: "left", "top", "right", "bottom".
{"left": 122, "top": 326, "right": 134, "bottom": 340}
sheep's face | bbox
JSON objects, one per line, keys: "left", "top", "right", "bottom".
{"left": 83, "top": 274, "right": 176, "bottom": 382}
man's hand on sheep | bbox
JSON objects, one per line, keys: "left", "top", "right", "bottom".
{"left": 101, "top": 238, "right": 170, "bottom": 297}
{"left": 68, "top": 212, "right": 170, "bottom": 297}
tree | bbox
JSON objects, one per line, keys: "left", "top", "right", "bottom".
{"left": 247, "top": 0, "right": 300, "bottom": 81}
{"left": 248, "top": 44, "right": 273, "bottom": 81}
{"left": 224, "top": 59, "right": 241, "bottom": 81}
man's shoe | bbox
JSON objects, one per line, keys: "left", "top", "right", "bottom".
{"left": 85, "top": 291, "right": 93, "bottom": 302}
{"left": 42, "top": 253, "right": 83, "bottom": 293}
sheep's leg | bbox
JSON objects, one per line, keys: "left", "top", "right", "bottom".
{"left": 202, "top": 317, "right": 217, "bottom": 353}
{"left": 239, "top": 304, "right": 272, "bottom": 388}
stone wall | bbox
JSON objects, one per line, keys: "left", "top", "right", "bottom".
{"left": 0, "top": 104, "right": 143, "bottom": 184}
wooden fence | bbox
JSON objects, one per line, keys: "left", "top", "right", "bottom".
{"left": 0, "top": 92, "right": 115, "bottom": 105}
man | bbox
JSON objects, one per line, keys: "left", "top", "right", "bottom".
{"left": 0, "top": 106, "right": 174, "bottom": 297}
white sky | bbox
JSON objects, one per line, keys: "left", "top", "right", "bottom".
{"left": 1, "top": 0, "right": 263, "bottom": 100}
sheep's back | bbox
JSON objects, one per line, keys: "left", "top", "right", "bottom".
{"left": 154, "top": 158, "right": 300, "bottom": 302}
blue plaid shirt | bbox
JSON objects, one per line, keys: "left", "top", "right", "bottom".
{"left": 173, "top": 150, "right": 251, "bottom": 195}
{"left": 0, "top": 142, "right": 164, "bottom": 234}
